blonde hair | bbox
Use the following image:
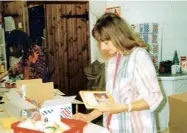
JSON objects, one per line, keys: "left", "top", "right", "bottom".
{"left": 92, "top": 13, "right": 147, "bottom": 60}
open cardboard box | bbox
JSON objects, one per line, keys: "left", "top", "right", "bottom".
{"left": 168, "top": 92, "right": 187, "bottom": 133}
{"left": 3, "top": 79, "right": 75, "bottom": 121}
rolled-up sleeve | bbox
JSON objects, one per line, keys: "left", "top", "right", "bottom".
{"left": 134, "top": 49, "right": 163, "bottom": 112}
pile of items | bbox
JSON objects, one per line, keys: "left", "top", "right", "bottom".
{"left": 1, "top": 79, "right": 86, "bottom": 133}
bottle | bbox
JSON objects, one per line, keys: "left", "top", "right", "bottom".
{"left": 172, "top": 50, "right": 179, "bottom": 65}
{"left": 172, "top": 50, "right": 181, "bottom": 73}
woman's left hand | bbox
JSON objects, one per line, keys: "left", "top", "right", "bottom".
{"left": 98, "top": 103, "right": 128, "bottom": 114}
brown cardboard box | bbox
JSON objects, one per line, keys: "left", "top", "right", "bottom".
{"left": 168, "top": 92, "right": 187, "bottom": 133}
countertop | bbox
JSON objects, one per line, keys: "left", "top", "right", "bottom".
{"left": 158, "top": 73, "right": 187, "bottom": 81}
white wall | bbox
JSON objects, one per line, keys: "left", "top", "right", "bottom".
{"left": 89, "top": 1, "right": 107, "bottom": 63}
{"left": 90, "top": 1, "right": 187, "bottom": 62}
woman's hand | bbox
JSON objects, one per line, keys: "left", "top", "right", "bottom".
{"left": 72, "top": 113, "right": 93, "bottom": 122}
{"left": 98, "top": 103, "right": 128, "bottom": 114}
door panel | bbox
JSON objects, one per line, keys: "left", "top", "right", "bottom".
{"left": 45, "top": 3, "right": 90, "bottom": 95}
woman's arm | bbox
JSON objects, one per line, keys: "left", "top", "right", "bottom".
{"left": 98, "top": 100, "right": 149, "bottom": 114}
{"left": 134, "top": 49, "right": 163, "bottom": 112}
{"left": 73, "top": 109, "right": 103, "bottom": 122}
{"left": 88, "top": 109, "right": 103, "bottom": 121}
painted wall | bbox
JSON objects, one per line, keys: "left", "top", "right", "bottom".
{"left": 89, "top": 1, "right": 106, "bottom": 62}
{"left": 90, "top": 1, "right": 187, "bottom": 62}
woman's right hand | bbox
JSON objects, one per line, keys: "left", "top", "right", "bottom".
{"left": 72, "top": 113, "right": 93, "bottom": 122}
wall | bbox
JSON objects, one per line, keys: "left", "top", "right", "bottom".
{"left": 90, "top": 1, "right": 187, "bottom": 62}
{"left": 89, "top": 1, "right": 106, "bottom": 62}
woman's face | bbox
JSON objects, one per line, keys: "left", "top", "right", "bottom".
{"left": 100, "top": 40, "right": 118, "bottom": 55}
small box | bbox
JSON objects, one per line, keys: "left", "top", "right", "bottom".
{"left": 40, "top": 96, "right": 75, "bottom": 122}
{"left": 40, "top": 103, "right": 72, "bottom": 122}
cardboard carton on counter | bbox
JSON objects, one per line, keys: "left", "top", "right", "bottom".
{"left": 4, "top": 79, "right": 75, "bottom": 121}
{"left": 168, "top": 92, "right": 187, "bottom": 133}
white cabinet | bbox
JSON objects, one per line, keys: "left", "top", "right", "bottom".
{"left": 156, "top": 74, "right": 187, "bottom": 130}
{"left": 0, "top": 28, "right": 7, "bottom": 72}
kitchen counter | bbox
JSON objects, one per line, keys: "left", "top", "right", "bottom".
{"left": 158, "top": 73, "right": 187, "bottom": 80}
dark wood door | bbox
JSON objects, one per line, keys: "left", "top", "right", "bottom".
{"left": 45, "top": 2, "right": 90, "bottom": 96}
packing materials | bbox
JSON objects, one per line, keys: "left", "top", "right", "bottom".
{"left": 4, "top": 79, "right": 75, "bottom": 121}
{"left": 4, "top": 89, "right": 75, "bottom": 121}
{"left": 168, "top": 92, "right": 187, "bottom": 133}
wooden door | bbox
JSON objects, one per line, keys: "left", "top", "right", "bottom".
{"left": 45, "top": 2, "right": 90, "bottom": 95}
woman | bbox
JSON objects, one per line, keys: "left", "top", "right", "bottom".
{"left": 0, "top": 30, "right": 48, "bottom": 82}
{"left": 73, "top": 13, "right": 163, "bottom": 133}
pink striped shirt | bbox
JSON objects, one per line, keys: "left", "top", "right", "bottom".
{"left": 103, "top": 47, "right": 163, "bottom": 133}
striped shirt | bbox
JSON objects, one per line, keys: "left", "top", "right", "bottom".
{"left": 103, "top": 47, "right": 163, "bottom": 133}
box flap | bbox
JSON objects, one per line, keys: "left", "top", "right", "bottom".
{"left": 16, "top": 79, "right": 42, "bottom": 90}
{"left": 24, "top": 82, "right": 54, "bottom": 105}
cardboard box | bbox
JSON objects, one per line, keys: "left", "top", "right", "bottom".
{"left": 168, "top": 92, "right": 187, "bottom": 133}
{"left": 4, "top": 79, "right": 75, "bottom": 121}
